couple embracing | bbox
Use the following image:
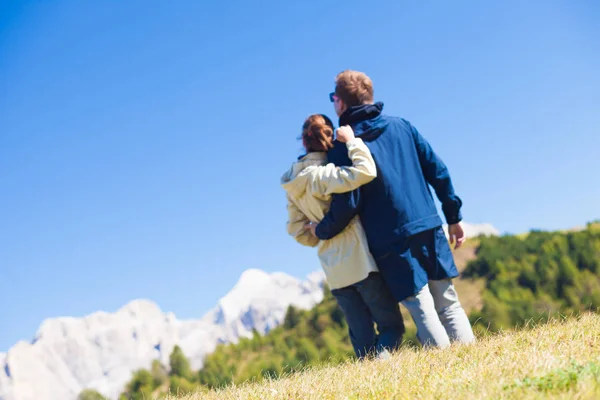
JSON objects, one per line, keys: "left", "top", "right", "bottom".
{"left": 281, "top": 70, "right": 475, "bottom": 359}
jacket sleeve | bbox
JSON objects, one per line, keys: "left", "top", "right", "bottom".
{"left": 408, "top": 121, "right": 463, "bottom": 225}
{"left": 315, "top": 189, "right": 361, "bottom": 240}
{"left": 310, "top": 138, "right": 377, "bottom": 196}
{"left": 286, "top": 196, "right": 320, "bottom": 247}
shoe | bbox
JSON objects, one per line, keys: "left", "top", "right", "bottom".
{"left": 375, "top": 348, "right": 391, "bottom": 361}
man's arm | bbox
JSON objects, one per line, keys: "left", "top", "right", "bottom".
{"left": 310, "top": 141, "right": 363, "bottom": 240}
{"left": 408, "top": 121, "right": 463, "bottom": 225}
{"left": 314, "top": 187, "right": 361, "bottom": 240}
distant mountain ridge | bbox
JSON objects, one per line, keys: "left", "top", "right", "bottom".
{"left": 442, "top": 222, "right": 500, "bottom": 238}
{"left": 0, "top": 270, "right": 325, "bottom": 400}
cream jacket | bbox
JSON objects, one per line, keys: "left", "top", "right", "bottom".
{"left": 280, "top": 138, "right": 379, "bottom": 290}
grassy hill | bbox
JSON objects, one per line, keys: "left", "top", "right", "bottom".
{"left": 104, "top": 221, "right": 600, "bottom": 399}
{"left": 168, "top": 312, "right": 600, "bottom": 399}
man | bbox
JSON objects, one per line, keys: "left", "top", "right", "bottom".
{"left": 308, "top": 70, "right": 475, "bottom": 347}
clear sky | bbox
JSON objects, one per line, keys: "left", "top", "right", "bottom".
{"left": 1, "top": 0, "right": 598, "bottom": 352}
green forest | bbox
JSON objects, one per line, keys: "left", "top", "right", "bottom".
{"left": 80, "top": 222, "right": 600, "bottom": 399}
{"left": 465, "top": 222, "right": 600, "bottom": 332}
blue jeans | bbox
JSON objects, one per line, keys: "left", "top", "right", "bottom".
{"left": 332, "top": 272, "right": 405, "bottom": 359}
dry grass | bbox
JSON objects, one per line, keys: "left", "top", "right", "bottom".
{"left": 449, "top": 240, "right": 484, "bottom": 314}
{"left": 168, "top": 313, "right": 600, "bottom": 400}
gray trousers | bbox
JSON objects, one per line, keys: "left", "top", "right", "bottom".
{"left": 401, "top": 279, "right": 475, "bottom": 348}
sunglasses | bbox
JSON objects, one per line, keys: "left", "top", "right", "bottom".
{"left": 329, "top": 92, "right": 337, "bottom": 103}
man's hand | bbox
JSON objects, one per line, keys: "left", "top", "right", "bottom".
{"left": 304, "top": 222, "right": 318, "bottom": 237}
{"left": 336, "top": 125, "right": 355, "bottom": 143}
{"left": 448, "top": 222, "right": 466, "bottom": 249}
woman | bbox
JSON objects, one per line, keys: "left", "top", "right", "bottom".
{"left": 280, "top": 114, "right": 404, "bottom": 359}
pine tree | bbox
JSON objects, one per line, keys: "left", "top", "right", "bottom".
{"left": 283, "top": 305, "right": 300, "bottom": 329}
{"left": 169, "top": 345, "right": 192, "bottom": 380}
{"left": 78, "top": 389, "right": 108, "bottom": 400}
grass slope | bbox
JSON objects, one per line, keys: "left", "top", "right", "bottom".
{"left": 169, "top": 312, "right": 600, "bottom": 400}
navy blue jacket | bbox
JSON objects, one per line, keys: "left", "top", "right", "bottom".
{"left": 315, "top": 102, "right": 462, "bottom": 257}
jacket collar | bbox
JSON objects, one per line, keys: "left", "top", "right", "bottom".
{"left": 339, "top": 102, "right": 384, "bottom": 127}
{"left": 297, "top": 152, "right": 327, "bottom": 161}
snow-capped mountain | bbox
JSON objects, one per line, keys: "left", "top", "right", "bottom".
{"left": 0, "top": 269, "right": 325, "bottom": 400}
{"left": 442, "top": 222, "right": 501, "bottom": 238}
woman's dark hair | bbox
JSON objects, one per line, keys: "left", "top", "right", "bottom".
{"left": 301, "top": 114, "right": 334, "bottom": 152}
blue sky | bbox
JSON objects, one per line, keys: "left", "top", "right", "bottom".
{"left": 1, "top": 0, "right": 598, "bottom": 351}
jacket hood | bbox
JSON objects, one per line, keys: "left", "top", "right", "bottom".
{"left": 339, "top": 101, "right": 389, "bottom": 141}
{"left": 280, "top": 152, "right": 327, "bottom": 198}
